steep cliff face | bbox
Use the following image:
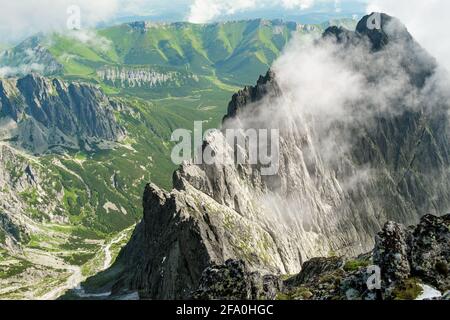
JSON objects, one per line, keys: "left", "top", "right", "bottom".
{"left": 97, "top": 66, "right": 199, "bottom": 89}
{"left": 0, "top": 73, "right": 127, "bottom": 242}
{"left": 0, "top": 74, "right": 125, "bottom": 154}
{"left": 0, "top": 74, "right": 133, "bottom": 299}
{"left": 0, "top": 144, "right": 61, "bottom": 251}
{"left": 110, "top": 14, "right": 450, "bottom": 299}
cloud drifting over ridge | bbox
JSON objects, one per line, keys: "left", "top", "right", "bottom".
{"left": 0, "top": 0, "right": 116, "bottom": 43}
{"left": 187, "top": 0, "right": 323, "bottom": 23}
{"left": 0, "top": 0, "right": 448, "bottom": 75}
{"left": 0, "top": 0, "right": 350, "bottom": 43}
{"left": 366, "top": 0, "right": 450, "bottom": 71}
{"left": 0, "top": 0, "right": 169, "bottom": 43}
{"left": 214, "top": 22, "right": 450, "bottom": 229}
{"left": 220, "top": 17, "right": 449, "bottom": 207}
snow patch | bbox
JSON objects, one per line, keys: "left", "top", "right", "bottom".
{"left": 416, "top": 284, "right": 442, "bottom": 300}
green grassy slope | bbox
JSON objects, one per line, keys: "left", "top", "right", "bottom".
{"left": 42, "top": 19, "right": 356, "bottom": 88}
{"left": 0, "top": 18, "right": 357, "bottom": 299}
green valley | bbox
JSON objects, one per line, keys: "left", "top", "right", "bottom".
{"left": 0, "top": 18, "right": 356, "bottom": 299}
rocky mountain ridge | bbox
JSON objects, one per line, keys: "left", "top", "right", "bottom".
{"left": 0, "top": 73, "right": 125, "bottom": 154}
{"left": 101, "top": 13, "right": 450, "bottom": 300}
{"left": 0, "top": 73, "right": 139, "bottom": 299}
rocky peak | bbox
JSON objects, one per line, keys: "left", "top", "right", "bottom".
{"left": 356, "top": 13, "right": 413, "bottom": 50}
{"left": 408, "top": 214, "right": 450, "bottom": 290}
{"left": 17, "top": 73, "right": 48, "bottom": 94}
{"left": 0, "top": 73, "right": 126, "bottom": 154}
{"left": 373, "top": 214, "right": 450, "bottom": 292}
{"left": 0, "top": 81, "right": 18, "bottom": 120}
{"left": 373, "top": 221, "right": 411, "bottom": 284}
{"left": 323, "top": 26, "right": 359, "bottom": 45}
{"left": 224, "top": 70, "right": 279, "bottom": 121}
{"left": 326, "top": 12, "right": 436, "bottom": 87}
{"left": 324, "top": 13, "right": 414, "bottom": 51}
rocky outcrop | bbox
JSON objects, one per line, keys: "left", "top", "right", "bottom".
{"left": 0, "top": 144, "right": 65, "bottom": 251}
{"left": 407, "top": 214, "right": 450, "bottom": 291}
{"left": 97, "top": 66, "right": 199, "bottom": 89}
{"left": 372, "top": 214, "right": 450, "bottom": 292}
{"left": 109, "top": 13, "right": 450, "bottom": 299}
{"left": 373, "top": 221, "right": 411, "bottom": 284}
{"left": 0, "top": 73, "right": 125, "bottom": 154}
{"left": 297, "top": 214, "right": 450, "bottom": 300}
{"left": 110, "top": 182, "right": 288, "bottom": 299}
{"left": 192, "top": 259, "right": 282, "bottom": 300}
{"left": 285, "top": 257, "right": 345, "bottom": 287}
{"left": 224, "top": 70, "right": 280, "bottom": 121}
{"left": 194, "top": 214, "right": 449, "bottom": 300}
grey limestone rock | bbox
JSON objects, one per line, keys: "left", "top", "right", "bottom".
{"left": 0, "top": 73, "right": 125, "bottom": 154}
{"left": 109, "top": 14, "right": 450, "bottom": 299}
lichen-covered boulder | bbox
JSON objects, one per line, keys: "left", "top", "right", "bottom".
{"left": 285, "top": 257, "right": 345, "bottom": 287}
{"left": 192, "top": 259, "right": 282, "bottom": 300}
{"left": 408, "top": 214, "right": 450, "bottom": 291}
{"left": 373, "top": 221, "right": 411, "bottom": 285}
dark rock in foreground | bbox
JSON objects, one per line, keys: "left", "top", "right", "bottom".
{"left": 192, "top": 260, "right": 282, "bottom": 300}
{"left": 193, "top": 214, "right": 449, "bottom": 300}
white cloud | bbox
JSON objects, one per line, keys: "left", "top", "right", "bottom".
{"left": 0, "top": 0, "right": 360, "bottom": 42}
{"left": 366, "top": 0, "right": 450, "bottom": 71}
{"left": 0, "top": 0, "right": 117, "bottom": 43}
{"left": 188, "top": 0, "right": 257, "bottom": 23}
{"left": 187, "top": 0, "right": 318, "bottom": 23}
{"left": 0, "top": 64, "right": 45, "bottom": 78}
{"left": 280, "top": 0, "right": 315, "bottom": 10}
{"left": 67, "top": 29, "right": 112, "bottom": 52}
{"left": 0, "top": 0, "right": 166, "bottom": 43}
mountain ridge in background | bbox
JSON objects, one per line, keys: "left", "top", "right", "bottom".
{"left": 0, "top": 19, "right": 357, "bottom": 86}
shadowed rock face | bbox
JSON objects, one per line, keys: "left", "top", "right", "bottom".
{"left": 224, "top": 70, "right": 280, "bottom": 121}
{"left": 407, "top": 214, "right": 450, "bottom": 291}
{"left": 192, "top": 259, "right": 282, "bottom": 300}
{"left": 0, "top": 73, "right": 125, "bottom": 154}
{"left": 355, "top": 13, "right": 412, "bottom": 50}
{"left": 109, "top": 13, "right": 450, "bottom": 299}
{"left": 325, "top": 13, "right": 436, "bottom": 87}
